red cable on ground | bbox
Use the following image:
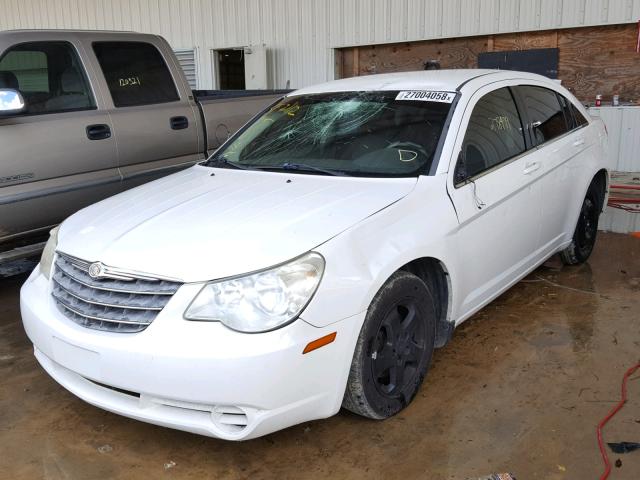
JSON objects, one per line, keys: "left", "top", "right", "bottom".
{"left": 597, "top": 361, "right": 640, "bottom": 480}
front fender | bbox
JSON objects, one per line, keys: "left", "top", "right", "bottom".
{"left": 302, "top": 175, "right": 460, "bottom": 328}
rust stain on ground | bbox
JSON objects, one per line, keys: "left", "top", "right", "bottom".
{"left": 1, "top": 233, "right": 639, "bottom": 479}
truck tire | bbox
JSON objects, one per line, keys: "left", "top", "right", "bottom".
{"left": 560, "top": 181, "right": 602, "bottom": 265}
{"left": 343, "top": 271, "right": 436, "bottom": 419}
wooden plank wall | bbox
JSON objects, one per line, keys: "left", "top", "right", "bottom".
{"left": 337, "top": 24, "right": 640, "bottom": 103}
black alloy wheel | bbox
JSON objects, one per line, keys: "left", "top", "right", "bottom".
{"left": 343, "top": 271, "right": 436, "bottom": 419}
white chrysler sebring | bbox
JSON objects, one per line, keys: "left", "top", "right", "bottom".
{"left": 21, "top": 70, "right": 608, "bottom": 440}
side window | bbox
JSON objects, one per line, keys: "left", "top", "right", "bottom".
{"left": 557, "top": 94, "right": 577, "bottom": 130}
{"left": 518, "top": 86, "right": 569, "bottom": 145}
{"left": 93, "top": 42, "right": 180, "bottom": 107}
{"left": 0, "top": 41, "right": 95, "bottom": 115}
{"left": 457, "top": 87, "right": 526, "bottom": 181}
{"left": 571, "top": 103, "right": 588, "bottom": 127}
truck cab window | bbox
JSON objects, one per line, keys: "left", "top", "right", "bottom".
{"left": 0, "top": 41, "right": 95, "bottom": 115}
{"left": 93, "top": 42, "right": 180, "bottom": 107}
{"left": 458, "top": 87, "right": 526, "bottom": 181}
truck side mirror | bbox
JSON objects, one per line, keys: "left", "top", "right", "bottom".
{"left": 0, "top": 89, "right": 25, "bottom": 115}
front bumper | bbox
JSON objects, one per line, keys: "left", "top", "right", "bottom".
{"left": 20, "top": 267, "right": 363, "bottom": 440}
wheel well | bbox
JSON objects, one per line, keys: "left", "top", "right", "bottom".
{"left": 400, "top": 257, "right": 452, "bottom": 348}
{"left": 592, "top": 169, "right": 608, "bottom": 212}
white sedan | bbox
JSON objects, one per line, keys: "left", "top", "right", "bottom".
{"left": 21, "top": 69, "right": 609, "bottom": 440}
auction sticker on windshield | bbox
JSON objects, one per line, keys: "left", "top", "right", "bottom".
{"left": 395, "top": 91, "right": 455, "bottom": 103}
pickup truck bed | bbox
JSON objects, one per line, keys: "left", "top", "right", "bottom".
{"left": 195, "top": 90, "right": 290, "bottom": 153}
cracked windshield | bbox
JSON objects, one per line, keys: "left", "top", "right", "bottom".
{"left": 207, "top": 91, "right": 454, "bottom": 177}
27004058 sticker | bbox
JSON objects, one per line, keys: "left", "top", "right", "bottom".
{"left": 395, "top": 91, "right": 455, "bottom": 103}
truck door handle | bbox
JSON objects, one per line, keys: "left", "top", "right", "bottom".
{"left": 573, "top": 138, "right": 585, "bottom": 147}
{"left": 523, "top": 161, "right": 541, "bottom": 175}
{"left": 86, "top": 124, "right": 111, "bottom": 140}
{"left": 170, "top": 116, "right": 189, "bottom": 130}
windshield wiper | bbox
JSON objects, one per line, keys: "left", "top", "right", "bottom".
{"left": 205, "top": 157, "right": 349, "bottom": 176}
{"left": 266, "top": 162, "right": 350, "bottom": 177}
{"left": 204, "top": 156, "right": 256, "bottom": 171}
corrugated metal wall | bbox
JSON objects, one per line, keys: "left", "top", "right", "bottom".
{"left": 590, "top": 107, "right": 640, "bottom": 172}
{"left": 1, "top": 0, "right": 639, "bottom": 89}
{"left": 590, "top": 107, "right": 640, "bottom": 233}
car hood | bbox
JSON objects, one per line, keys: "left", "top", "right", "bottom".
{"left": 57, "top": 166, "right": 417, "bottom": 282}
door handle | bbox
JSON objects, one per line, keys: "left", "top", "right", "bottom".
{"left": 86, "top": 124, "right": 111, "bottom": 140}
{"left": 523, "top": 161, "right": 541, "bottom": 175}
{"left": 170, "top": 116, "right": 189, "bottom": 130}
{"left": 573, "top": 138, "right": 585, "bottom": 147}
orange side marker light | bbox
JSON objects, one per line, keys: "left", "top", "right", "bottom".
{"left": 302, "top": 332, "right": 337, "bottom": 354}
{"left": 631, "top": 232, "right": 640, "bottom": 239}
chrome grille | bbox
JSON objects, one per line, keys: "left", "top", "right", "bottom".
{"left": 52, "top": 252, "right": 181, "bottom": 333}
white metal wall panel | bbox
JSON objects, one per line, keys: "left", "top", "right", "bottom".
{"left": 1, "top": 0, "right": 639, "bottom": 89}
{"left": 442, "top": 0, "right": 462, "bottom": 37}
{"left": 174, "top": 48, "right": 198, "bottom": 89}
{"left": 589, "top": 106, "right": 640, "bottom": 234}
{"left": 600, "top": 206, "right": 640, "bottom": 233}
{"left": 589, "top": 106, "right": 640, "bottom": 172}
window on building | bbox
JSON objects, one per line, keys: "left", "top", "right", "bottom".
{"left": 93, "top": 41, "right": 180, "bottom": 107}
{"left": 457, "top": 87, "right": 526, "bottom": 181}
{"left": 0, "top": 41, "right": 95, "bottom": 115}
{"left": 216, "top": 49, "right": 245, "bottom": 90}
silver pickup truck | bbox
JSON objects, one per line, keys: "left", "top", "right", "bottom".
{"left": 0, "top": 30, "right": 286, "bottom": 263}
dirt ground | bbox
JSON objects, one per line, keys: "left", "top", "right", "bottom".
{"left": 1, "top": 232, "right": 639, "bottom": 480}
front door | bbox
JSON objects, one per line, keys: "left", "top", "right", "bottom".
{"left": 447, "top": 85, "right": 544, "bottom": 320}
{"left": 0, "top": 40, "right": 119, "bottom": 243}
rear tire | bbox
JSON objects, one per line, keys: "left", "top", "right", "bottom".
{"left": 560, "top": 182, "right": 602, "bottom": 265}
{"left": 342, "top": 271, "right": 436, "bottom": 419}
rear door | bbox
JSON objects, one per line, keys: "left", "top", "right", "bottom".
{"left": 0, "top": 38, "right": 119, "bottom": 242}
{"left": 512, "top": 85, "right": 581, "bottom": 253}
{"left": 447, "top": 84, "right": 544, "bottom": 319}
{"left": 88, "top": 37, "right": 201, "bottom": 191}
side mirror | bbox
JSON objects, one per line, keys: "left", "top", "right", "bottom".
{"left": 0, "top": 89, "right": 25, "bottom": 115}
{"left": 454, "top": 149, "right": 468, "bottom": 185}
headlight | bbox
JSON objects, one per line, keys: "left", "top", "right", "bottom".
{"left": 40, "top": 225, "right": 60, "bottom": 279}
{"left": 184, "top": 252, "right": 325, "bottom": 333}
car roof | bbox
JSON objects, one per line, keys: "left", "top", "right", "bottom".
{"left": 290, "top": 69, "right": 552, "bottom": 96}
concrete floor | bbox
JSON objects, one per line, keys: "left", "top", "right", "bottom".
{"left": 1, "top": 232, "right": 639, "bottom": 480}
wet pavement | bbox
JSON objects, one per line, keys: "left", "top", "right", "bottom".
{"left": 1, "top": 232, "right": 639, "bottom": 480}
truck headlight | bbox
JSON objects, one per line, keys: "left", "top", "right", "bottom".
{"left": 40, "top": 225, "right": 60, "bottom": 279}
{"left": 184, "top": 253, "right": 325, "bottom": 333}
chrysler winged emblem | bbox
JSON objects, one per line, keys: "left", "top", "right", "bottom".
{"left": 88, "top": 262, "right": 104, "bottom": 279}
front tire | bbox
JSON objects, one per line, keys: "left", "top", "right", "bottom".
{"left": 343, "top": 271, "right": 436, "bottom": 419}
{"left": 560, "top": 182, "right": 602, "bottom": 265}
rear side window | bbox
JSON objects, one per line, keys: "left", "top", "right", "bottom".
{"left": 0, "top": 41, "right": 95, "bottom": 115}
{"left": 571, "top": 103, "right": 588, "bottom": 127}
{"left": 458, "top": 87, "right": 526, "bottom": 180}
{"left": 557, "top": 94, "right": 577, "bottom": 130}
{"left": 517, "top": 86, "right": 569, "bottom": 145}
{"left": 93, "top": 42, "right": 179, "bottom": 107}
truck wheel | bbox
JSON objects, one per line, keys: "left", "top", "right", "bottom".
{"left": 560, "top": 182, "right": 601, "bottom": 265}
{"left": 343, "top": 271, "right": 436, "bottom": 419}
